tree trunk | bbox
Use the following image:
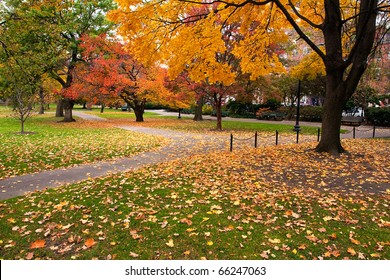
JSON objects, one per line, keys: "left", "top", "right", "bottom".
{"left": 38, "top": 86, "right": 45, "bottom": 114}
{"left": 133, "top": 104, "right": 145, "bottom": 122}
{"left": 62, "top": 98, "right": 75, "bottom": 122}
{"left": 193, "top": 98, "right": 203, "bottom": 121}
{"left": 56, "top": 99, "right": 64, "bottom": 117}
{"left": 315, "top": 89, "right": 346, "bottom": 155}
{"left": 100, "top": 103, "right": 105, "bottom": 113}
{"left": 215, "top": 95, "right": 222, "bottom": 131}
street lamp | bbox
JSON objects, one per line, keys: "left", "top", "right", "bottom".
{"left": 293, "top": 80, "right": 301, "bottom": 143}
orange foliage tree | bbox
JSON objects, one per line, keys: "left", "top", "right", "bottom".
{"left": 64, "top": 34, "right": 189, "bottom": 121}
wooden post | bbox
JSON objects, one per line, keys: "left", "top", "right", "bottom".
{"left": 255, "top": 132, "right": 258, "bottom": 148}
{"left": 276, "top": 130, "right": 279, "bottom": 146}
{"left": 230, "top": 134, "right": 233, "bottom": 152}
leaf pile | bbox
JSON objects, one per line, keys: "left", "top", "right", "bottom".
{"left": 0, "top": 139, "right": 388, "bottom": 260}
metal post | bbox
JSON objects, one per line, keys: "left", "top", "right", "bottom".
{"left": 293, "top": 80, "right": 301, "bottom": 134}
{"left": 230, "top": 134, "right": 233, "bottom": 152}
{"left": 373, "top": 124, "right": 376, "bottom": 138}
{"left": 353, "top": 127, "right": 356, "bottom": 139}
{"left": 276, "top": 130, "right": 279, "bottom": 145}
{"left": 317, "top": 128, "right": 321, "bottom": 142}
{"left": 296, "top": 130, "right": 299, "bottom": 144}
{"left": 255, "top": 132, "right": 258, "bottom": 148}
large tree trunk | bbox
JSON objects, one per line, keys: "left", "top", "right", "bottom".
{"left": 62, "top": 98, "right": 75, "bottom": 122}
{"left": 133, "top": 103, "right": 145, "bottom": 122}
{"left": 56, "top": 99, "right": 64, "bottom": 117}
{"left": 315, "top": 89, "right": 346, "bottom": 155}
{"left": 314, "top": 0, "right": 378, "bottom": 155}
{"left": 193, "top": 98, "right": 203, "bottom": 121}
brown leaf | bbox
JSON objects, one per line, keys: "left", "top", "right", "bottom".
{"left": 180, "top": 218, "right": 193, "bottom": 226}
{"left": 26, "top": 252, "right": 34, "bottom": 260}
{"left": 30, "top": 239, "right": 45, "bottom": 249}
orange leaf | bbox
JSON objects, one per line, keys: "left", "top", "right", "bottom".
{"left": 30, "top": 240, "right": 45, "bottom": 249}
{"left": 347, "top": 247, "right": 356, "bottom": 256}
{"left": 85, "top": 238, "right": 96, "bottom": 248}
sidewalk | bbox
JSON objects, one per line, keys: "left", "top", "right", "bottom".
{"left": 1, "top": 110, "right": 388, "bottom": 200}
{"left": 0, "top": 114, "right": 228, "bottom": 200}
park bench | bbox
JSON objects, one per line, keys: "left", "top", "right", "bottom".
{"left": 259, "top": 111, "right": 286, "bottom": 121}
{"left": 341, "top": 116, "right": 364, "bottom": 126}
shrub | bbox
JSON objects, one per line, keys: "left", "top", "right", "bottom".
{"left": 365, "top": 107, "right": 390, "bottom": 126}
{"left": 299, "top": 106, "right": 323, "bottom": 122}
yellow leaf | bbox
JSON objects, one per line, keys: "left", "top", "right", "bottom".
{"left": 207, "top": 241, "right": 214, "bottom": 246}
{"left": 323, "top": 216, "right": 333, "bottom": 221}
{"left": 166, "top": 239, "right": 174, "bottom": 248}
{"left": 347, "top": 247, "right": 356, "bottom": 256}
{"left": 268, "top": 238, "right": 281, "bottom": 244}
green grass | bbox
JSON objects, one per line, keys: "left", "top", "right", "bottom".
{"left": 1, "top": 140, "right": 388, "bottom": 260}
{"left": 0, "top": 107, "right": 165, "bottom": 179}
{"left": 76, "top": 108, "right": 322, "bottom": 135}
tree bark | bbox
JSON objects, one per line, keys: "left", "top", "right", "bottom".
{"left": 38, "top": 86, "right": 45, "bottom": 114}
{"left": 134, "top": 106, "right": 144, "bottom": 122}
{"left": 193, "top": 98, "right": 204, "bottom": 121}
{"left": 62, "top": 98, "right": 75, "bottom": 122}
{"left": 214, "top": 94, "right": 223, "bottom": 131}
{"left": 56, "top": 99, "right": 64, "bottom": 117}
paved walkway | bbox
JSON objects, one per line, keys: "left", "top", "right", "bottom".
{"left": 1, "top": 110, "right": 388, "bottom": 200}
{"left": 0, "top": 112, "right": 228, "bottom": 200}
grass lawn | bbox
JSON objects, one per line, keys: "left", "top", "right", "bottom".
{"left": 0, "top": 139, "right": 388, "bottom": 260}
{"left": 77, "top": 108, "right": 321, "bottom": 135}
{"left": 0, "top": 107, "right": 165, "bottom": 179}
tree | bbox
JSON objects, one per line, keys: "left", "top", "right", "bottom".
{"left": 0, "top": 0, "right": 62, "bottom": 132}
{"left": 66, "top": 34, "right": 189, "bottom": 122}
{"left": 110, "top": 0, "right": 390, "bottom": 155}
{"left": 109, "top": 2, "right": 285, "bottom": 130}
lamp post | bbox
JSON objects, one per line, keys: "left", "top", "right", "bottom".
{"left": 293, "top": 80, "right": 301, "bottom": 143}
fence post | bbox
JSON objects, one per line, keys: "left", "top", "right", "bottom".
{"left": 276, "top": 130, "right": 279, "bottom": 146}
{"left": 353, "top": 127, "right": 356, "bottom": 139}
{"left": 255, "top": 132, "right": 258, "bottom": 148}
{"left": 317, "top": 128, "right": 321, "bottom": 142}
{"left": 230, "top": 134, "right": 233, "bottom": 152}
{"left": 373, "top": 124, "right": 376, "bottom": 138}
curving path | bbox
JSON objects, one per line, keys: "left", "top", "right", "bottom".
{"left": 0, "top": 112, "right": 228, "bottom": 200}
{"left": 1, "top": 110, "right": 388, "bottom": 200}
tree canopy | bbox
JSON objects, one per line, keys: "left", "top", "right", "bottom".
{"left": 110, "top": 0, "right": 389, "bottom": 154}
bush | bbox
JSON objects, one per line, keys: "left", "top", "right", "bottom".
{"left": 299, "top": 106, "right": 323, "bottom": 122}
{"left": 202, "top": 104, "right": 213, "bottom": 115}
{"left": 365, "top": 107, "right": 390, "bottom": 126}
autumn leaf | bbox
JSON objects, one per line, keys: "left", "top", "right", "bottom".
{"left": 85, "top": 238, "right": 96, "bottom": 248}
{"left": 207, "top": 241, "right": 214, "bottom": 246}
{"left": 180, "top": 218, "right": 193, "bottom": 226}
{"left": 166, "top": 239, "right": 174, "bottom": 248}
{"left": 268, "top": 238, "right": 281, "bottom": 244}
{"left": 30, "top": 240, "right": 45, "bottom": 249}
{"left": 129, "top": 252, "right": 139, "bottom": 258}
{"left": 347, "top": 247, "right": 356, "bottom": 256}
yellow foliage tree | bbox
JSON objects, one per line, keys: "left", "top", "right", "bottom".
{"left": 109, "top": 0, "right": 389, "bottom": 155}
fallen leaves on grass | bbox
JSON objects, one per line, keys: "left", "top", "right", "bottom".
{"left": 0, "top": 139, "right": 389, "bottom": 260}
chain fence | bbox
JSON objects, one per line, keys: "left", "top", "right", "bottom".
{"left": 229, "top": 125, "right": 390, "bottom": 151}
